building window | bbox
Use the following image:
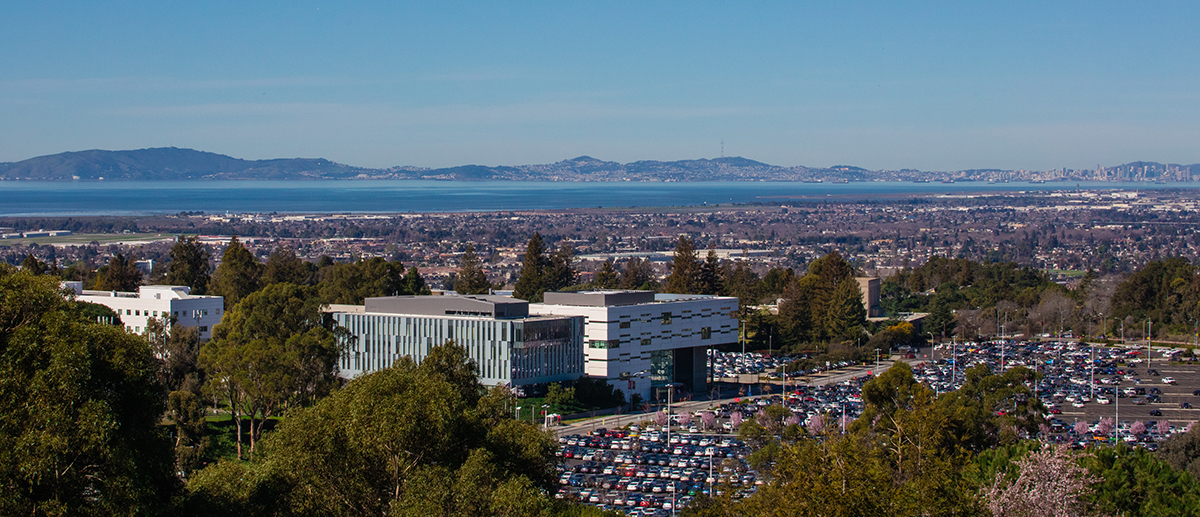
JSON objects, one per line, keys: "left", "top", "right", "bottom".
{"left": 126, "top": 309, "right": 132, "bottom": 315}
{"left": 202, "top": 310, "right": 209, "bottom": 316}
{"left": 661, "top": 312, "right": 672, "bottom": 325}
{"left": 200, "top": 326, "right": 208, "bottom": 333}
{"left": 620, "top": 321, "right": 631, "bottom": 329}
{"left": 701, "top": 327, "right": 712, "bottom": 340}
{"left": 641, "top": 338, "right": 652, "bottom": 346}
{"left": 589, "top": 339, "right": 621, "bottom": 349}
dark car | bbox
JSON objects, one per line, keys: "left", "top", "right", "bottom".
{"left": 1150, "top": 409, "right": 1163, "bottom": 416}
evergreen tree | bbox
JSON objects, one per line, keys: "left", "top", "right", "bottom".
{"left": 454, "top": 244, "right": 491, "bottom": 294}
{"left": 824, "top": 277, "right": 866, "bottom": 342}
{"left": 94, "top": 253, "right": 143, "bottom": 292}
{"left": 620, "top": 257, "right": 657, "bottom": 290}
{"left": 699, "top": 246, "right": 721, "bottom": 295}
{"left": 513, "top": 233, "right": 547, "bottom": 301}
{"left": 663, "top": 235, "right": 700, "bottom": 294}
{"left": 316, "top": 257, "right": 404, "bottom": 304}
{"left": 404, "top": 266, "right": 431, "bottom": 295}
{"left": 0, "top": 266, "right": 178, "bottom": 515}
{"left": 200, "top": 283, "right": 341, "bottom": 459}
{"left": 593, "top": 259, "right": 619, "bottom": 289}
{"left": 546, "top": 244, "right": 577, "bottom": 292}
{"left": 262, "top": 245, "right": 311, "bottom": 286}
{"left": 208, "top": 236, "right": 262, "bottom": 309}
{"left": 19, "top": 254, "right": 47, "bottom": 275}
{"left": 165, "top": 235, "right": 211, "bottom": 294}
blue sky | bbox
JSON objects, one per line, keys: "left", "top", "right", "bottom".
{"left": 2, "top": 1, "right": 1198, "bottom": 170}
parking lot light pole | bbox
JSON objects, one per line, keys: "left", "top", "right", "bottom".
{"left": 874, "top": 348, "right": 880, "bottom": 375}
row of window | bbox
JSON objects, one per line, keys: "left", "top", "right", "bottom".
{"left": 119, "top": 308, "right": 217, "bottom": 318}
{"left": 588, "top": 327, "right": 715, "bottom": 349}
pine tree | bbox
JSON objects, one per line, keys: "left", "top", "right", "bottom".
{"left": 208, "top": 236, "right": 262, "bottom": 309}
{"left": 546, "top": 244, "right": 576, "bottom": 292}
{"left": 94, "top": 253, "right": 143, "bottom": 292}
{"left": 620, "top": 258, "right": 656, "bottom": 290}
{"left": 593, "top": 259, "right": 619, "bottom": 289}
{"left": 403, "top": 266, "right": 430, "bottom": 295}
{"left": 824, "top": 277, "right": 866, "bottom": 342}
{"left": 165, "top": 236, "right": 211, "bottom": 294}
{"left": 19, "top": 254, "right": 47, "bottom": 276}
{"left": 663, "top": 235, "right": 700, "bottom": 294}
{"left": 699, "top": 246, "right": 721, "bottom": 295}
{"left": 454, "top": 244, "right": 491, "bottom": 295}
{"left": 513, "top": 233, "right": 547, "bottom": 301}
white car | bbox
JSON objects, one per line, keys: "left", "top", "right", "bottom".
{"left": 1096, "top": 396, "right": 1111, "bottom": 405}
{"left": 1163, "top": 377, "right": 1177, "bottom": 384}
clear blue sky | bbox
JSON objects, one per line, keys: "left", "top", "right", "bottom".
{"left": 2, "top": 1, "right": 1197, "bottom": 171}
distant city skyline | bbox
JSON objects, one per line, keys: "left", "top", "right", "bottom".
{"left": 2, "top": 2, "right": 1198, "bottom": 171}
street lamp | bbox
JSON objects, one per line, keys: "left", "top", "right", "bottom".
{"left": 874, "top": 348, "right": 880, "bottom": 375}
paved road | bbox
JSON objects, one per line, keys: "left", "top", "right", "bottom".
{"left": 553, "top": 361, "right": 896, "bottom": 438}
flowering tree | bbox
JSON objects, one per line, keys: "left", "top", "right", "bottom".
{"left": 654, "top": 410, "right": 669, "bottom": 427}
{"left": 1039, "top": 423, "right": 1052, "bottom": 438}
{"left": 701, "top": 411, "right": 716, "bottom": 430}
{"left": 1073, "top": 421, "right": 1090, "bottom": 436}
{"left": 1095, "top": 416, "right": 1115, "bottom": 437}
{"left": 806, "top": 414, "right": 826, "bottom": 435}
{"left": 981, "top": 445, "right": 1097, "bottom": 517}
{"left": 1130, "top": 420, "right": 1147, "bottom": 437}
{"left": 755, "top": 408, "right": 781, "bottom": 435}
{"left": 785, "top": 414, "right": 801, "bottom": 427}
{"left": 730, "top": 411, "right": 743, "bottom": 429}
{"left": 679, "top": 412, "right": 693, "bottom": 428}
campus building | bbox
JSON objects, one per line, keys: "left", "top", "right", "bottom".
{"left": 531, "top": 290, "right": 739, "bottom": 403}
{"left": 63, "top": 282, "right": 225, "bottom": 340}
{"left": 329, "top": 294, "right": 585, "bottom": 387}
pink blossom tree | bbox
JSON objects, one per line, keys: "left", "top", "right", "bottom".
{"left": 1073, "top": 421, "right": 1090, "bottom": 436}
{"left": 1130, "top": 420, "right": 1147, "bottom": 437}
{"left": 806, "top": 414, "right": 826, "bottom": 435}
{"left": 1095, "top": 416, "right": 1115, "bottom": 437}
{"left": 679, "top": 412, "right": 693, "bottom": 428}
{"left": 654, "top": 410, "right": 668, "bottom": 427}
{"left": 701, "top": 411, "right": 716, "bottom": 430}
{"left": 785, "top": 414, "right": 801, "bottom": 427}
{"left": 981, "top": 445, "right": 1097, "bottom": 517}
{"left": 730, "top": 411, "right": 743, "bottom": 429}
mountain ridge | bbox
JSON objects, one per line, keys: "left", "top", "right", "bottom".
{"left": 0, "top": 147, "right": 1196, "bottom": 183}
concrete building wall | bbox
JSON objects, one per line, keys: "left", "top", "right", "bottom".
{"left": 856, "top": 277, "right": 881, "bottom": 318}
{"left": 531, "top": 291, "right": 738, "bottom": 402}
{"left": 65, "top": 283, "right": 225, "bottom": 340}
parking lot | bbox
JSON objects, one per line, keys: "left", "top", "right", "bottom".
{"left": 555, "top": 343, "right": 1199, "bottom": 514}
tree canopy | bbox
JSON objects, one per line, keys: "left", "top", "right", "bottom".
{"left": 200, "top": 283, "right": 342, "bottom": 459}
{"left": 185, "top": 342, "right": 569, "bottom": 517}
{"left": 0, "top": 266, "right": 177, "bottom": 516}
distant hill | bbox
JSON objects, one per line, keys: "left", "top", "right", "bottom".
{"left": 0, "top": 147, "right": 1195, "bottom": 183}
{"left": 0, "top": 147, "right": 365, "bottom": 180}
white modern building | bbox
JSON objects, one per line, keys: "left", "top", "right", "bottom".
{"left": 329, "top": 294, "right": 585, "bottom": 387}
{"left": 532, "top": 290, "right": 739, "bottom": 403}
{"left": 63, "top": 282, "right": 225, "bottom": 340}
